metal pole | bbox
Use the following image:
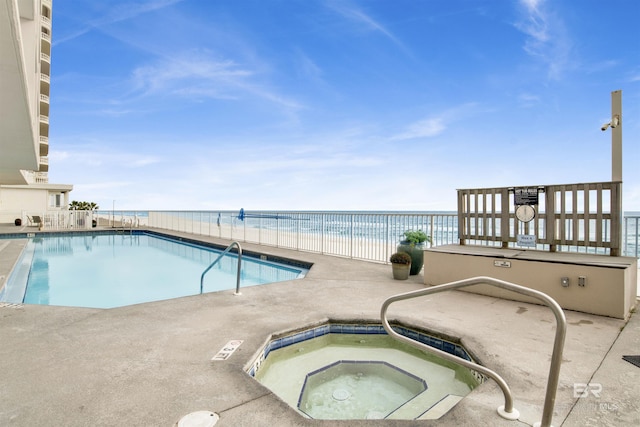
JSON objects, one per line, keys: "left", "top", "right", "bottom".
{"left": 611, "top": 90, "right": 623, "bottom": 256}
{"left": 611, "top": 90, "right": 622, "bottom": 182}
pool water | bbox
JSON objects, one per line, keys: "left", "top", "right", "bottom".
{"left": 298, "top": 360, "right": 428, "bottom": 419}
{"left": 3, "top": 232, "right": 307, "bottom": 308}
{"left": 252, "top": 331, "right": 481, "bottom": 420}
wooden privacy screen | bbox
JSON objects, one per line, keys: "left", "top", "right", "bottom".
{"left": 457, "top": 181, "right": 622, "bottom": 255}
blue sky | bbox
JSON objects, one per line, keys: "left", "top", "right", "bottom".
{"left": 48, "top": 0, "right": 639, "bottom": 211}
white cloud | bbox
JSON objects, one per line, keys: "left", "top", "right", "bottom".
{"left": 628, "top": 72, "right": 640, "bottom": 82}
{"left": 294, "top": 50, "right": 325, "bottom": 86}
{"left": 54, "top": 0, "right": 187, "bottom": 46}
{"left": 390, "top": 103, "right": 481, "bottom": 141}
{"left": 130, "top": 54, "right": 253, "bottom": 98}
{"left": 49, "top": 145, "right": 162, "bottom": 170}
{"left": 514, "top": 0, "right": 572, "bottom": 79}
{"left": 326, "top": 1, "right": 411, "bottom": 55}
{"left": 391, "top": 117, "right": 446, "bottom": 141}
{"left": 122, "top": 51, "right": 304, "bottom": 113}
{"left": 518, "top": 92, "right": 541, "bottom": 108}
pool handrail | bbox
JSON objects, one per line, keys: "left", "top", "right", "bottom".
{"left": 115, "top": 217, "right": 134, "bottom": 234}
{"left": 380, "top": 276, "right": 566, "bottom": 427}
{"left": 200, "top": 241, "right": 243, "bottom": 296}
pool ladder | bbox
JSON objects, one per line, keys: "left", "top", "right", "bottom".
{"left": 200, "top": 241, "right": 242, "bottom": 296}
{"left": 380, "top": 276, "right": 566, "bottom": 427}
{"left": 115, "top": 217, "right": 135, "bottom": 235}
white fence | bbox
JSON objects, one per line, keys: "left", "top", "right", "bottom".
{"left": 140, "top": 210, "right": 456, "bottom": 264}
{"left": 90, "top": 210, "right": 639, "bottom": 264}
{"left": 7, "top": 209, "right": 639, "bottom": 263}
{"left": 14, "top": 210, "right": 95, "bottom": 230}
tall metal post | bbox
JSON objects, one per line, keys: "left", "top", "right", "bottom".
{"left": 609, "top": 90, "right": 623, "bottom": 256}
{"left": 611, "top": 90, "right": 622, "bottom": 182}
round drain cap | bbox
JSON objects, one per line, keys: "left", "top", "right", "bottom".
{"left": 177, "top": 411, "right": 219, "bottom": 427}
{"left": 332, "top": 389, "right": 350, "bottom": 401}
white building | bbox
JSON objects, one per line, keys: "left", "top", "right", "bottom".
{"left": 0, "top": 0, "right": 72, "bottom": 224}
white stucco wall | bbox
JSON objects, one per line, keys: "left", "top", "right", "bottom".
{"left": 0, "top": 184, "right": 71, "bottom": 223}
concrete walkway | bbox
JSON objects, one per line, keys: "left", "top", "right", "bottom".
{"left": 0, "top": 228, "right": 638, "bottom": 426}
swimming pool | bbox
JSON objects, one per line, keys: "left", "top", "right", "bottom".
{"left": 1, "top": 231, "right": 309, "bottom": 308}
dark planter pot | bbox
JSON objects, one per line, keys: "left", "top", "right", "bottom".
{"left": 14, "top": 218, "right": 22, "bottom": 226}
{"left": 391, "top": 262, "right": 411, "bottom": 280}
{"left": 397, "top": 241, "right": 426, "bottom": 275}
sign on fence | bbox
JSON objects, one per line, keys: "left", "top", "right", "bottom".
{"left": 514, "top": 187, "right": 540, "bottom": 206}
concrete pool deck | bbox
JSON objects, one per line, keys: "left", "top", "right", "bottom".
{"left": 0, "top": 227, "right": 639, "bottom": 426}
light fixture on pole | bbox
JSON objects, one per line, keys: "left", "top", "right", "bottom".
{"left": 601, "top": 90, "right": 623, "bottom": 256}
{"left": 601, "top": 90, "right": 622, "bottom": 183}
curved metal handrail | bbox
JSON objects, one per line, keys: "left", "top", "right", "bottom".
{"left": 200, "top": 241, "right": 243, "bottom": 296}
{"left": 380, "top": 276, "right": 566, "bottom": 427}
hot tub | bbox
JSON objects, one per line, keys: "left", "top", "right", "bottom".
{"left": 246, "top": 322, "right": 484, "bottom": 420}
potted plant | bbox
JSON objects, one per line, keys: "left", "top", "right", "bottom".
{"left": 390, "top": 252, "right": 412, "bottom": 280}
{"left": 397, "top": 230, "right": 431, "bottom": 275}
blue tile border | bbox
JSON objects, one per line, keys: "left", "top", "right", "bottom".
{"left": 248, "top": 322, "right": 480, "bottom": 380}
{"left": 0, "top": 229, "right": 313, "bottom": 271}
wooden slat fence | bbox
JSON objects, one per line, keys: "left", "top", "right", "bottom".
{"left": 458, "top": 181, "right": 622, "bottom": 255}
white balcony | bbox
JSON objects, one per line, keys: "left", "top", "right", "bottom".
{"left": 39, "top": 156, "right": 49, "bottom": 172}
{"left": 40, "top": 53, "right": 51, "bottom": 75}
{"left": 23, "top": 171, "right": 49, "bottom": 184}
{"left": 40, "top": 136, "right": 49, "bottom": 156}
{"left": 41, "top": 16, "right": 51, "bottom": 29}
{"left": 40, "top": 94, "right": 50, "bottom": 116}
{"left": 40, "top": 73, "right": 50, "bottom": 96}
{"left": 41, "top": 32, "right": 51, "bottom": 55}
{"left": 35, "top": 172, "right": 49, "bottom": 183}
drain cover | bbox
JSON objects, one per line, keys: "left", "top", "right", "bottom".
{"left": 177, "top": 411, "right": 219, "bottom": 427}
{"left": 332, "top": 389, "right": 350, "bottom": 401}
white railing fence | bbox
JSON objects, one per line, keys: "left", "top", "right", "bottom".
{"left": 16, "top": 210, "right": 95, "bottom": 230}
{"left": 88, "top": 210, "right": 640, "bottom": 264}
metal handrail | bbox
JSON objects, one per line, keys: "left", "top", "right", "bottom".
{"left": 119, "top": 218, "right": 134, "bottom": 234}
{"left": 380, "top": 276, "right": 567, "bottom": 427}
{"left": 200, "top": 241, "right": 243, "bottom": 296}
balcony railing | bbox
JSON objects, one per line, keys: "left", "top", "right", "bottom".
{"left": 22, "top": 171, "right": 49, "bottom": 184}
{"left": 39, "top": 136, "right": 49, "bottom": 156}
{"left": 93, "top": 210, "right": 640, "bottom": 263}
{"left": 41, "top": 32, "right": 51, "bottom": 55}
{"left": 40, "top": 52, "right": 50, "bottom": 63}
{"left": 41, "top": 16, "right": 51, "bottom": 29}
